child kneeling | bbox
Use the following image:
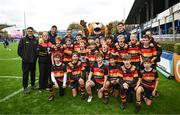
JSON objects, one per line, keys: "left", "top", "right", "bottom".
{"left": 48, "top": 54, "right": 67, "bottom": 101}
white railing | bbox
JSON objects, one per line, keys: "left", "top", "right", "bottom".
{"left": 153, "top": 34, "right": 180, "bottom": 41}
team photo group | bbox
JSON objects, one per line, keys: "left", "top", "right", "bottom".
{"left": 17, "top": 20, "right": 162, "bottom": 113}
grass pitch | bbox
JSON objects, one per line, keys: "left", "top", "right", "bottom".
{"left": 0, "top": 43, "right": 180, "bottom": 114}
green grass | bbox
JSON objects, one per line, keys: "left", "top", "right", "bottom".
{"left": 0, "top": 42, "right": 180, "bottom": 114}
{"left": 0, "top": 43, "right": 21, "bottom": 76}
{"left": 0, "top": 78, "right": 22, "bottom": 99}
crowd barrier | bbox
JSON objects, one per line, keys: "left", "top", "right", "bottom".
{"left": 157, "top": 50, "right": 180, "bottom": 82}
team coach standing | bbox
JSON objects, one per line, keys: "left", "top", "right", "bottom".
{"left": 18, "top": 27, "right": 38, "bottom": 94}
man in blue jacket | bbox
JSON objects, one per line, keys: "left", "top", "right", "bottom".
{"left": 114, "top": 22, "right": 130, "bottom": 44}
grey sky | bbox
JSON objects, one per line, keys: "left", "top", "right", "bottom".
{"left": 0, "top": 0, "right": 135, "bottom": 31}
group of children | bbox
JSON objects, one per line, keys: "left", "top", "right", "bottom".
{"left": 37, "top": 30, "right": 161, "bottom": 113}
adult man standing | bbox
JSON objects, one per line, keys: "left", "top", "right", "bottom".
{"left": 48, "top": 25, "right": 58, "bottom": 44}
{"left": 114, "top": 22, "right": 130, "bottom": 43}
{"left": 62, "top": 29, "right": 74, "bottom": 44}
{"left": 17, "top": 27, "right": 38, "bottom": 94}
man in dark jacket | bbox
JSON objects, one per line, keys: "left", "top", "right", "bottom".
{"left": 17, "top": 27, "right": 38, "bottom": 94}
{"left": 114, "top": 22, "right": 130, "bottom": 44}
{"left": 48, "top": 25, "right": 58, "bottom": 44}
{"left": 62, "top": 29, "right": 74, "bottom": 44}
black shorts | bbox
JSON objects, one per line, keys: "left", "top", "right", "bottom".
{"left": 120, "top": 84, "right": 135, "bottom": 94}
{"left": 141, "top": 85, "right": 153, "bottom": 100}
{"left": 127, "top": 87, "right": 135, "bottom": 94}
{"left": 50, "top": 80, "right": 63, "bottom": 89}
{"left": 70, "top": 80, "right": 79, "bottom": 89}
{"left": 110, "top": 81, "right": 120, "bottom": 90}
{"left": 92, "top": 78, "right": 103, "bottom": 90}
{"left": 70, "top": 77, "right": 85, "bottom": 89}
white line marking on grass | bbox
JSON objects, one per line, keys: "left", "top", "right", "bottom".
{"left": 0, "top": 57, "right": 21, "bottom": 61}
{"left": 0, "top": 76, "right": 21, "bottom": 79}
{"left": 0, "top": 88, "right": 23, "bottom": 103}
{"left": 0, "top": 80, "right": 38, "bottom": 103}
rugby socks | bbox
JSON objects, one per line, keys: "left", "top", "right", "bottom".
{"left": 80, "top": 84, "right": 85, "bottom": 95}
{"left": 103, "top": 88, "right": 109, "bottom": 98}
{"left": 50, "top": 87, "right": 55, "bottom": 97}
{"left": 120, "top": 94, "right": 126, "bottom": 103}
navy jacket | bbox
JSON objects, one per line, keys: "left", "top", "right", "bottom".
{"left": 113, "top": 31, "right": 130, "bottom": 43}
{"left": 48, "top": 31, "right": 57, "bottom": 45}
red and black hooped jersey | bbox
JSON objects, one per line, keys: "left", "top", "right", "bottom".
{"left": 140, "top": 46, "right": 157, "bottom": 61}
{"left": 139, "top": 69, "right": 159, "bottom": 89}
{"left": 52, "top": 63, "right": 66, "bottom": 82}
{"left": 67, "top": 61, "right": 84, "bottom": 80}
{"left": 110, "top": 46, "right": 118, "bottom": 62}
{"left": 115, "top": 43, "right": 128, "bottom": 63}
{"left": 108, "top": 64, "right": 120, "bottom": 81}
{"left": 110, "top": 46, "right": 116, "bottom": 53}
{"left": 119, "top": 65, "right": 138, "bottom": 87}
{"left": 107, "top": 44, "right": 115, "bottom": 52}
{"left": 63, "top": 45, "right": 73, "bottom": 62}
{"left": 100, "top": 50, "right": 111, "bottom": 61}
{"left": 128, "top": 43, "right": 140, "bottom": 63}
{"left": 91, "top": 63, "right": 108, "bottom": 84}
{"left": 98, "top": 46, "right": 111, "bottom": 52}
{"left": 51, "top": 45, "right": 64, "bottom": 56}
{"left": 78, "top": 48, "right": 88, "bottom": 68}
{"left": 73, "top": 42, "right": 81, "bottom": 53}
{"left": 86, "top": 47, "right": 96, "bottom": 67}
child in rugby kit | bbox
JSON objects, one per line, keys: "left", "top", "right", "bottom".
{"left": 73, "top": 34, "right": 82, "bottom": 53}
{"left": 86, "top": 53, "right": 110, "bottom": 104}
{"left": 140, "top": 35, "right": 157, "bottom": 68}
{"left": 119, "top": 54, "right": 138, "bottom": 109}
{"left": 51, "top": 36, "right": 64, "bottom": 65}
{"left": 128, "top": 33, "right": 140, "bottom": 69}
{"left": 86, "top": 39, "right": 98, "bottom": 70}
{"left": 134, "top": 58, "right": 159, "bottom": 113}
{"left": 99, "top": 44, "right": 111, "bottom": 67}
{"left": 63, "top": 38, "right": 74, "bottom": 65}
{"left": 114, "top": 35, "right": 128, "bottom": 66}
{"left": 67, "top": 52, "right": 86, "bottom": 99}
{"left": 48, "top": 54, "right": 67, "bottom": 101}
{"left": 78, "top": 40, "right": 89, "bottom": 80}
{"left": 108, "top": 55, "right": 120, "bottom": 97}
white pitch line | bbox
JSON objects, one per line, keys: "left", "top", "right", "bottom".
{"left": 0, "top": 80, "right": 38, "bottom": 103}
{"left": 0, "top": 76, "right": 21, "bottom": 79}
{"left": 0, "top": 57, "right": 21, "bottom": 61}
{"left": 0, "top": 88, "right": 23, "bottom": 103}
